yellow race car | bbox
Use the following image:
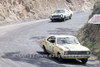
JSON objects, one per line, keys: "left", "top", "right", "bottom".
{"left": 40, "top": 35, "right": 91, "bottom": 64}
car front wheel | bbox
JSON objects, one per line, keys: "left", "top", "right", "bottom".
{"left": 51, "top": 19, "right": 55, "bottom": 22}
{"left": 62, "top": 17, "right": 66, "bottom": 21}
{"left": 81, "top": 59, "right": 88, "bottom": 64}
{"left": 69, "top": 14, "right": 72, "bottom": 19}
{"left": 57, "top": 53, "right": 63, "bottom": 62}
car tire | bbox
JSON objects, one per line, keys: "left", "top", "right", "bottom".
{"left": 69, "top": 14, "right": 72, "bottom": 19}
{"left": 62, "top": 17, "right": 66, "bottom": 21}
{"left": 51, "top": 19, "right": 55, "bottom": 22}
{"left": 69, "top": 16, "right": 71, "bottom": 19}
{"left": 43, "top": 46, "right": 48, "bottom": 54}
{"left": 57, "top": 53, "right": 63, "bottom": 62}
{"left": 81, "top": 59, "right": 88, "bottom": 64}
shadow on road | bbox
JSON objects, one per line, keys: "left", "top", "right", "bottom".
{"left": 37, "top": 51, "right": 82, "bottom": 65}
{"left": 1, "top": 51, "right": 66, "bottom": 67}
{"left": 1, "top": 51, "right": 86, "bottom": 67}
{"left": 49, "top": 20, "right": 66, "bottom": 23}
{"left": 2, "top": 51, "right": 98, "bottom": 67}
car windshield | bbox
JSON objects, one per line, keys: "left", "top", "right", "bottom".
{"left": 54, "top": 10, "right": 65, "bottom": 13}
{"left": 57, "top": 37, "right": 80, "bottom": 45}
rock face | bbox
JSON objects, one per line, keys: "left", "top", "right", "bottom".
{"left": 77, "top": 0, "right": 100, "bottom": 59}
{"left": 0, "top": 0, "right": 95, "bottom": 22}
{"left": 0, "top": 0, "right": 68, "bottom": 22}
{"left": 66, "top": 0, "right": 95, "bottom": 11}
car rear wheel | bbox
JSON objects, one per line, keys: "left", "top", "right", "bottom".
{"left": 81, "top": 59, "right": 88, "bottom": 64}
{"left": 43, "top": 46, "right": 48, "bottom": 54}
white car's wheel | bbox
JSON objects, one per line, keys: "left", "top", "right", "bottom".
{"left": 69, "top": 14, "right": 72, "bottom": 19}
{"left": 51, "top": 19, "right": 55, "bottom": 22}
{"left": 62, "top": 17, "right": 66, "bottom": 21}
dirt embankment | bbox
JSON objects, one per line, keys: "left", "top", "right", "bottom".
{"left": 0, "top": 0, "right": 95, "bottom": 22}
{"left": 77, "top": 0, "right": 100, "bottom": 59}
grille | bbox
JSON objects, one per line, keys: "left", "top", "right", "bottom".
{"left": 52, "top": 15, "right": 61, "bottom": 17}
{"left": 67, "top": 51, "right": 88, "bottom": 55}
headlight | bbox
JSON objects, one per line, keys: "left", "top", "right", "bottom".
{"left": 87, "top": 51, "right": 91, "bottom": 54}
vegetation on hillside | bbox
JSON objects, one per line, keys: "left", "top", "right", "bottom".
{"left": 77, "top": 0, "right": 100, "bottom": 59}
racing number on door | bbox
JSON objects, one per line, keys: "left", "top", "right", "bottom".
{"left": 49, "top": 45, "right": 54, "bottom": 52}
{"left": 49, "top": 45, "right": 52, "bottom": 51}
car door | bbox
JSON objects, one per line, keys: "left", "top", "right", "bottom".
{"left": 46, "top": 36, "right": 56, "bottom": 53}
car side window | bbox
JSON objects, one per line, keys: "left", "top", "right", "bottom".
{"left": 47, "top": 36, "right": 56, "bottom": 43}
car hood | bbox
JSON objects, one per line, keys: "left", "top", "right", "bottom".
{"left": 56, "top": 44, "right": 90, "bottom": 51}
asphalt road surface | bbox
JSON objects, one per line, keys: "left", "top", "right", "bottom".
{"left": 0, "top": 12, "right": 99, "bottom": 67}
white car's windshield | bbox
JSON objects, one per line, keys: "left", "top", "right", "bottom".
{"left": 57, "top": 37, "right": 80, "bottom": 45}
{"left": 54, "top": 10, "right": 65, "bottom": 13}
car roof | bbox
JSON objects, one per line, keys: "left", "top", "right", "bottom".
{"left": 48, "top": 35, "right": 75, "bottom": 38}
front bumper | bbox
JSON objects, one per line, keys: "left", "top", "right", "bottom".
{"left": 61, "top": 55, "right": 90, "bottom": 59}
{"left": 50, "top": 16, "right": 64, "bottom": 20}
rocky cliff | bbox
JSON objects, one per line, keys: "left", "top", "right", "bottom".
{"left": 0, "top": 0, "right": 95, "bottom": 22}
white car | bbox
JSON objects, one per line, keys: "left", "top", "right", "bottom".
{"left": 50, "top": 9, "right": 73, "bottom": 21}
{"left": 40, "top": 35, "right": 91, "bottom": 64}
